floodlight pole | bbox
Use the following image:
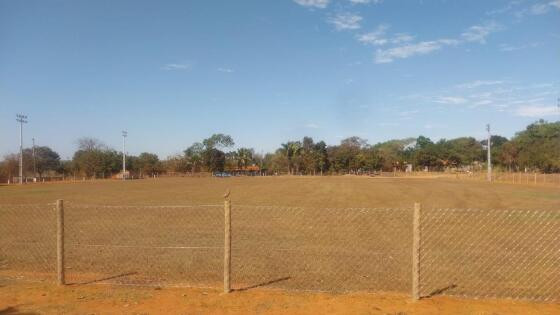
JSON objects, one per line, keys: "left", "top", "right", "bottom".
{"left": 16, "top": 114, "right": 28, "bottom": 185}
{"left": 32, "top": 137, "right": 36, "bottom": 179}
{"left": 122, "top": 131, "right": 127, "bottom": 180}
{"left": 487, "top": 124, "right": 492, "bottom": 182}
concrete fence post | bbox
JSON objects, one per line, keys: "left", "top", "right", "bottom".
{"left": 224, "top": 190, "right": 232, "bottom": 293}
{"left": 412, "top": 202, "right": 421, "bottom": 300}
{"left": 56, "top": 199, "right": 65, "bottom": 285}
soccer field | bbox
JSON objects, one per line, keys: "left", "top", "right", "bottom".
{"left": 1, "top": 176, "right": 559, "bottom": 300}
{"left": 2, "top": 175, "right": 559, "bottom": 208}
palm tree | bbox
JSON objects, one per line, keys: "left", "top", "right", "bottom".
{"left": 236, "top": 148, "right": 254, "bottom": 169}
{"left": 280, "top": 141, "right": 302, "bottom": 175}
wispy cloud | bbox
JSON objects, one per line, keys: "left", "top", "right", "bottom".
{"left": 392, "top": 33, "right": 415, "bottom": 44}
{"left": 499, "top": 42, "right": 541, "bottom": 52}
{"left": 305, "top": 123, "right": 320, "bottom": 129}
{"left": 357, "top": 24, "right": 389, "bottom": 45}
{"left": 293, "top": 0, "right": 329, "bottom": 9}
{"left": 162, "top": 63, "right": 192, "bottom": 71}
{"left": 486, "top": 0, "right": 523, "bottom": 16}
{"left": 433, "top": 96, "right": 468, "bottom": 105}
{"left": 217, "top": 67, "right": 234, "bottom": 73}
{"left": 530, "top": 3, "right": 552, "bottom": 14}
{"left": 328, "top": 13, "right": 363, "bottom": 30}
{"left": 374, "top": 21, "right": 501, "bottom": 63}
{"left": 375, "top": 39, "right": 456, "bottom": 63}
{"left": 399, "top": 110, "right": 419, "bottom": 116}
{"left": 461, "top": 21, "right": 502, "bottom": 43}
{"left": 456, "top": 80, "right": 505, "bottom": 89}
{"left": 513, "top": 0, "right": 560, "bottom": 18}
{"left": 515, "top": 105, "right": 560, "bottom": 117}
{"left": 349, "top": 0, "right": 382, "bottom": 4}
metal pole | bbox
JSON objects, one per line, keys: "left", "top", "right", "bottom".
{"left": 16, "top": 114, "right": 28, "bottom": 185}
{"left": 412, "top": 202, "right": 421, "bottom": 300}
{"left": 56, "top": 199, "right": 65, "bottom": 285}
{"left": 224, "top": 190, "right": 231, "bottom": 293}
{"left": 122, "top": 130, "right": 127, "bottom": 180}
{"left": 487, "top": 124, "right": 492, "bottom": 182}
{"left": 32, "top": 137, "right": 36, "bottom": 180}
{"left": 20, "top": 121, "right": 23, "bottom": 183}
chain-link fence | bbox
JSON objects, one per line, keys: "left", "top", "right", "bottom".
{"left": 1, "top": 202, "right": 559, "bottom": 302}
{"left": 419, "top": 208, "right": 560, "bottom": 301}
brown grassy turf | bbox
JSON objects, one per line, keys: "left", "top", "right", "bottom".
{"left": 1, "top": 175, "right": 559, "bottom": 209}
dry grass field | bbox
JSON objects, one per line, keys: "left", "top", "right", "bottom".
{"left": 1, "top": 175, "right": 559, "bottom": 208}
{"left": 1, "top": 176, "right": 560, "bottom": 313}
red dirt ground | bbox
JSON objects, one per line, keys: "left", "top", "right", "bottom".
{"left": 1, "top": 279, "right": 559, "bottom": 314}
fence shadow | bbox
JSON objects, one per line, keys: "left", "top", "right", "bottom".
{"left": 0, "top": 306, "right": 39, "bottom": 315}
{"left": 421, "top": 284, "right": 457, "bottom": 299}
{"left": 67, "top": 272, "right": 138, "bottom": 285}
{"left": 233, "top": 277, "right": 291, "bottom": 292}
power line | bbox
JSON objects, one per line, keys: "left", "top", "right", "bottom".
{"left": 16, "top": 114, "right": 28, "bottom": 185}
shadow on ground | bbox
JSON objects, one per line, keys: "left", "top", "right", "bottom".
{"left": 234, "top": 277, "right": 291, "bottom": 292}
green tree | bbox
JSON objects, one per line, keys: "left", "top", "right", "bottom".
{"left": 22, "top": 146, "right": 61, "bottom": 177}
{"left": 136, "top": 152, "right": 161, "bottom": 176}
{"left": 509, "top": 120, "right": 560, "bottom": 172}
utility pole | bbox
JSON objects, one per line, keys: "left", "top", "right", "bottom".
{"left": 122, "top": 131, "right": 127, "bottom": 180}
{"left": 32, "top": 137, "right": 37, "bottom": 180}
{"left": 16, "top": 114, "right": 28, "bottom": 185}
{"left": 487, "top": 124, "right": 492, "bottom": 182}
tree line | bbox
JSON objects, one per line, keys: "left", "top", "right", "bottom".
{"left": 1, "top": 120, "right": 559, "bottom": 181}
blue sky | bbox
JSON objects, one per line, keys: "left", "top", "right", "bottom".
{"left": 1, "top": 0, "right": 559, "bottom": 159}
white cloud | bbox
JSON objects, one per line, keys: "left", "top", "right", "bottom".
{"left": 392, "top": 33, "right": 414, "bottom": 44}
{"left": 499, "top": 42, "right": 540, "bottom": 52}
{"left": 515, "top": 105, "right": 560, "bottom": 117}
{"left": 433, "top": 96, "right": 468, "bottom": 105}
{"left": 357, "top": 26, "right": 415, "bottom": 47}
{"left": 399, "top": 110, "right": 419, "bottom": 116}
{"left": 305, "top": 123, "right": 320, "bottom": 129}
{"left": 474, "top": 100, "right": 493, "bottom": 106}
{"left": 461, "top": 21, "right": 502, "bottom": 43}
{"left": 456, "top": 80, "right": 504, "bottom": 89}
{"left": 525, "top": 1, "right": 560, "bottom": 15}
{"left": 373, "top": 21, "right": 500, "bottom": 63}
{"left": 162, "top": 63, "right": 192, "bottom": 71}
{"left": 349, "top": 0, "right": 382, "bottom": 4}
{"left": 374, "top": 40, "right": 450, "bottom": 63}
{"left": 217, "top": 67, "right": 234, "bottom": 73}
{"left": 357, "top": 25, "right": 389, "bottom": 45}
{"left": 293, "top": 0, "right": 329, "bottom": 9}
{"left": 328, "top": 13, "right": 363, "bottom": 30}
{"left": 530, "top": 3, "right": 551, "bottom": 14}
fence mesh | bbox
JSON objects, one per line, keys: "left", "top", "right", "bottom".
{"left": 419, "top": 208, "right": 560, "bottom": 301}
{"left": 231, "top": 206, "right": 412, "bottom": 292}
{"left": 0, "top": 204, "right": 57, "bottom": 282}
{"left": 1, "top": 203, "right": 559, "bottom": 302}
{"left": 64, "top": 204, "right": 224, "bottom": 287}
